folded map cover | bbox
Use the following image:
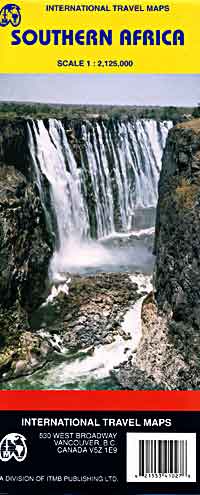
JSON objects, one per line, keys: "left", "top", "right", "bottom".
{"left": 0, "top": 0, "right": 199, "bottom": 493}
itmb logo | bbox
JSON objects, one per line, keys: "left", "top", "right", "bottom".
{"left": 0, "top": 4, "right": 21, "bottom": 27}
{"left": 0, "top": 433, "right": 27, "bottom": 462}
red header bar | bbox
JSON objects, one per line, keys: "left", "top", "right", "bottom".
{"left": 0, "top": 391, "right": 198, "bottom": 411}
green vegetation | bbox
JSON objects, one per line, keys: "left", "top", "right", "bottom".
{"left": 0, "top": 101, "right": 198, "bottom": 122}
{"left": 191, "top": 102, "right": 200, "bottom": 119}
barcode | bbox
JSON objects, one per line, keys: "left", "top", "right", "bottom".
{"left": 139, "top": 439, "right": 187, "bottom": 476}
{"left": 126, "top": 433, "right": 196, "bottom": 482}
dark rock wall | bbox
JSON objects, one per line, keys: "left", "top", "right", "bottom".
{"left": 0, "top": 119, "right": 32, "bottom": 178}
{"left": 0, "top": 163, "right": 54, "bottom": 381}
{"left": 0, "top": 167, "right": 52, "bottom": 311}
{"left": 154, "top": 119, "right": 200, "bottom": 325}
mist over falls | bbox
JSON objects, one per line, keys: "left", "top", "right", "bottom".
{"left": 27, "top": 118, "right": 172, "bottom": 279}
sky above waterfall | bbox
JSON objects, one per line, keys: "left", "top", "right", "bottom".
{"left": 0, "top": 74, "right": 199, "bottom": 106}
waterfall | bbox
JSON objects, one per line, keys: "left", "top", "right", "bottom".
{"left": 81, "top": 119, "right": 172, "bottom": 234}
{"left": 27, "top": 117, "right": 172, "bottom": 278}
{"left": 28, "top": 119, "right": 90, "bottom": 248}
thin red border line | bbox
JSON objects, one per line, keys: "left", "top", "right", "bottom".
{"left": 0, "top": 391, "right": 198, "bottom": 410}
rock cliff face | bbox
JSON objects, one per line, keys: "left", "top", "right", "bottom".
{"left": 116, "top": 119, "right": 200, "bottom": 390}
{"left": 0, "top": 119, "right": 31, "bottom": 177}
{"left": 155, "top": 120, "right": 200, "bottom": 320}
{"left": 0, "top": 163, "right": 53, "bottom": 379}
{"left": 0, "top": 166, "right": 52, "bottom": 310}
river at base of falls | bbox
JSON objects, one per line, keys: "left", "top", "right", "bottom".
{"left": 0, "top": 229, "right": 154, "bottom": 391}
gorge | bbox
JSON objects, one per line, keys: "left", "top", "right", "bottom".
{"left": 0, "top": 106, "right": 199, "bottom": 389}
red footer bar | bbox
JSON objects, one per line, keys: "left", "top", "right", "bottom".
{"left": 0, "top": 391, "right": 199, "bottom": 411}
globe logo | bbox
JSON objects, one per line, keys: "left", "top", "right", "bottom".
{"left": 0, "top": 433, "right": 27, "bottom": 462}
{"left": 0, "top": 4, "right": 21, "bottom": 27}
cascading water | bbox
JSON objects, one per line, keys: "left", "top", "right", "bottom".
{"left": 28, "top": 117, "right": 172, "bottom": 279}
{"left": 82, "top": 119, "right": 172, "bottom": 236}
{"left": 28, "top": 119, "right": 90, "bottom": 244}
{"left": 28, "top": 119, "right": 92, "bottom": 280}
{"left": 28, "top": 118, "right": 172, "bottom": 266}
